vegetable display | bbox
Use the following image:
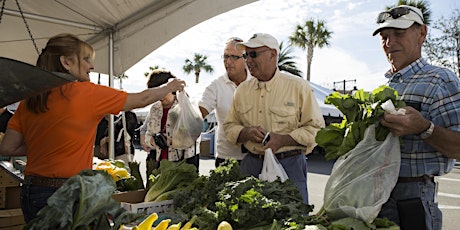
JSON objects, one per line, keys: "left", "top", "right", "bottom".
{"left": 24, "top": 170, "right": 142, "bottom": 230}
{"left": 145, "top": 159, "right": 199, "bottom": 202}
{"left": 315, "top": 85, "right": 405, "bottom": 160}
{"left": 95, "top": 159, "right": 143, "bottom": 192}
{"left": 172, "top": 159, "right": 313, "bottom": 230}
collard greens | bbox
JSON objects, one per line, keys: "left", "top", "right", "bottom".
{"left": 315, "top": 85, "right": 405, "bottom": 160}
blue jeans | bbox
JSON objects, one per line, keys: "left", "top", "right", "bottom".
{"left": 20, "top": 184, "right": 58, "bottom": 223}
{"left": 378, "top": 179, "right": 441, "bottom": 230}
{"left": 240, "top": 153, "right": 309, "bottom": 203}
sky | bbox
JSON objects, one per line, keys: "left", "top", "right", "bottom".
{"left": 90, "top": 0, "right": 459, "bottom": 113}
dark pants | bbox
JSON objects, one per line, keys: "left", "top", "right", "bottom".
{"left": 20, "top": 184, "right": 58, "bottom": 223}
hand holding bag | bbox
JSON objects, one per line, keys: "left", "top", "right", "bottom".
{"left": 170, "top": 91, "right": 203, "bottom": 149}
{"left": 322, "top": 124, "right": 401, "bottom": 224}
{"left": 259, "top": 148, "right": 289, "bottom": 182}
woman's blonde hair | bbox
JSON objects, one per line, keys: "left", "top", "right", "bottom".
{"left": 26, "top": 34, "right": 95, "bottom": 113}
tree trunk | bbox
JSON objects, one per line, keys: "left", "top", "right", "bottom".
{"left": 195, "top": 70, "right": 200, "bottom": 83}
{"left": 306, "top": 45, "right": 314, "bottom": 81}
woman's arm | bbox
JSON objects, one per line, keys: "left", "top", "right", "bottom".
{"left": 123, "top": 79, "right": 185, "bottom": 111}
{"left": 0, "top": 129, "right": 27, "bottom": 156}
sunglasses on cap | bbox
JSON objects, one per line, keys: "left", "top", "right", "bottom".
{"left": 243, "top": 49, "right": 272, "bottom": 59}
{"left": 222, "top": 54, "right": 245, "bottom": 61}
{"left": 376, "top": 6, "right": 424, "bottom": 24}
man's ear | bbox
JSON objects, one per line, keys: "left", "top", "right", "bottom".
{"left": 419, "top": 24, "right": 427, "bottom": 44}
{"left": 60, "top": 56, "right": 71, "bottom": 72}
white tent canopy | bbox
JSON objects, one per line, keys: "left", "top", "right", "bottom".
{"left": 0, "top": 0, "right": 256, "bottom": 75}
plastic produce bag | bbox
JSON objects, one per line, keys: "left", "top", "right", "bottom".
{"left": 322, "top": 124, "right": 400, "bottom": 224}
{"left": 259, "top": 148, "right": 289, "bottom": 182}
{"left": 170, "top": 91, "right": 203, "bottom": 149}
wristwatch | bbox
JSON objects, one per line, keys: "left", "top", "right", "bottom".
{"left": 420, "top": 121, "right": 435, "bottom": 139}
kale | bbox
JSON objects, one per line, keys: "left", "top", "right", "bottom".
{"left": 173, "top": 159, "right": 314, "bottom": 230}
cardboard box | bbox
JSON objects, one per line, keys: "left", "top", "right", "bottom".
{"left": 0, "top": 170, "right": 19, "bottom": 188}
{"left": 200, "top": 140, "right": 211, "bottom": 158}
{"left": 112, "top": 189, "right": 174, "bottom": 214}
{"left": 0, "top": 187, "right": 21, "bottom": 209}
{"left": 0, "top": 209, "right": 25, "bottom": 228}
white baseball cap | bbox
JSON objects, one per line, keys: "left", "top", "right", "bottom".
{"left": 236, "top": 33, "right": 280, "bottom": 54}
{"left": 373, "top": 5, "right": 424, "bottom": 36}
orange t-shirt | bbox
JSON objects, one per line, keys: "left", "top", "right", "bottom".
{"left": 8, "top": 81, "right": 128, "bottom": 178}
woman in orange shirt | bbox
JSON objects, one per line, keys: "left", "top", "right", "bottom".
{"left": 0, "top": 33, "right": 185, "bottom": 222}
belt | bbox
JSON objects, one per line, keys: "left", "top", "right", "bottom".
{"left": 24, "top": 175, "right": 68, "bottom": 188}
{"left": 247, "top": 149, "right": 302, "bottom": 160}
{"left": 397, "top": 175, "right": 434, "bottom": 183}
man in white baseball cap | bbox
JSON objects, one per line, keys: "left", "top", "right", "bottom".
{"left": 374, "top": 5, "right": 460, "bottom": 230}
{"left": 372, "top": 5, "right": 424, "bottom": 36}
{"left": 236, "top": 33, "right": 280, "bottom": 55}
{"left": 224, "top": 33, "right": 325, "bottom": 204}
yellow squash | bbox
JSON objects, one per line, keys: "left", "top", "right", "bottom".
{"left": 132, "top": 212, "right": 158, "bottom": 230}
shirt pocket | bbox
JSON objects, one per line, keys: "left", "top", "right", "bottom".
{"left": 269, "top": 106, "right": 297, "bottom": 133}
{"left": 236, "top": 104, "right": 254, "bottom": 127}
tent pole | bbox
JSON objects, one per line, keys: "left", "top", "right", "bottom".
{"left": 108, "top": 31, "right": 115, "bottom": 160}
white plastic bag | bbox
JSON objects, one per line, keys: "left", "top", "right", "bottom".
{"left": 322, "top": 124, "right": 400, "bottom": 224}
{"left": 259, "top": 148, "right": 289, "bottom": 182}
{"left": 170, "top": 91, "right": 203, "bottom": 149}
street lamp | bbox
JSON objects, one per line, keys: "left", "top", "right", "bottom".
{"left": 333, "top": 79, "right": 357, "bottom": 94}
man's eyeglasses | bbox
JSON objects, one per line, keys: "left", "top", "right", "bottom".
{"left": 244, "top": 49, "right": 272, "bottom": 59}
{"left": 222, "top": 55, "right": 244, "bottom": 61}
{"left": 376, "top": 6, "right": 424, "bottom": 24}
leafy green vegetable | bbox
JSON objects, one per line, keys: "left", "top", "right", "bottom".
{"left": 128, "top": 161, "right": 144, "bottom": 190}
{"left": 173, "top": 159, "right": 313, "bottom": 230}
{"left": 116, "top": 176, "right": 140, "bottom": 192}
{"left": 316, "top": 85, "right": 405, "bottom": 160}
{"left": 24, "top": 170, "right": 142, "bottom": 230}
{"left": 144, "top": 159, "right": 198, "bottom": 202}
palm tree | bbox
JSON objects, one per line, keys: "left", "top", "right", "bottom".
{"left": 115, "top": 73, "right": 129, "bottom": 89}
{"left": 289, "top": 19, "right": 332, "bottom": 81}
{"left": 386, "top": 0, "right": 431, "bottom": 25}
{"left": 278, "top": 41, "right": 303, "bottom": 77}
{"left": 183, "top": 53, "right": 214, "bottom": 83}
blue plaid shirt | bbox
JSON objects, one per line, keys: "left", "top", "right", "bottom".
{"left": 386, "top": 58, "right": 459, "bottom": 177}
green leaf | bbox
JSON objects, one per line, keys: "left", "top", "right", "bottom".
{"left": 24, "top": 170, "right": 142, "bottom": 230}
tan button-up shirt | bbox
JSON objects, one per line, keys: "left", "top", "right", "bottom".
{"left": 223, "top": 69, "right": 325, "bottom": 154}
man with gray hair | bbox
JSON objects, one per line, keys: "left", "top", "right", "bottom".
{"left": 374, "top": 5, "right": 460, "bottom": 230}
{"left": 199, "top": 37, "right": 252, "bottom": 167}
{"left": 223, "top": 33, "right": 325, "bottom": 203}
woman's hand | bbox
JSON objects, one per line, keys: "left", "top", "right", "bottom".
{"left": 166, "top": 79, "right": 186, "bottom": 92}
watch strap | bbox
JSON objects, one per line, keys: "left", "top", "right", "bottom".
{"left": 420, "top": 121, "right": 434, "bottom": 139}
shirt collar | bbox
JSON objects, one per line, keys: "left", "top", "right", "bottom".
{"left": 385, "top": 58, "right": 427, "bottom": 82}
{"left": 224, "top": 70, "right": 252, "bottom": 85}
{"left": 255, "top": 68, "right": 280, "bottom": 91}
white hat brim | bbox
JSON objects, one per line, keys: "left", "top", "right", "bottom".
{"left": 373, "top": 20, "right": 415, "bottom": 36}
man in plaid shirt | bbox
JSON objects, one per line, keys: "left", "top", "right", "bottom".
{"left": 373, "top": 5, "right": 460, "bottom": 230}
